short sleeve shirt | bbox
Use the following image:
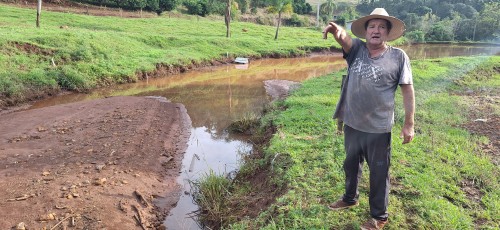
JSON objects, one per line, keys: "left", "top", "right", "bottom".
{"left": 333, "top": 38, "right": 413, "bottom": 133}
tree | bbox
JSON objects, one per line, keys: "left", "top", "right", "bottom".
{"left": 146, "top": 0, "right": 160, "bottom": 12}
{"left": 292, "top": 0, "right": 312, "bottom": 15}
{"left": 183, "top": 0, "right": 209, "bottom": 16}
{"left": 320, "top": 0, "right": 335, "bottom": 22}
{"left": 474, "top": 2, "right": 500, "bottom": 41}
{"left": 158, "top": 0, "right": 179, "bottom": 14}
{"left": 426, "top": 20, "right": 455, "bottom": 41}
{"left": 268, "top": 0, "right": 293, "bottom": 40}
{"left": 225, "top": 0, "right": 231, "bottom": 37}
{"left": 236, "top": 0, "right": 249, "bottom": 13}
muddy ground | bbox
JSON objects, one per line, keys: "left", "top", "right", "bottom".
{"left": 0, "top": 96, "right": 191, "bottom": 229}
{"left": 0, "top": 78, "right": 298, "bottom": 230}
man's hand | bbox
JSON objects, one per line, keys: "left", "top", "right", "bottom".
{"left": 400, "top": 123, "right": 414, "bottom": 144}
{"left": 322, "top": 22, "right": 353, "bottom": 53}
{"left": 400, "top": 84, "right": 415, "bottom": 144}
{"left": 322, "top": 22, "right": 343, "bottom": 40}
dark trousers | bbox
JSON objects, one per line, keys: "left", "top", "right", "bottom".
{"left": 342, "top": 125, "right": 391, "bottom": 221}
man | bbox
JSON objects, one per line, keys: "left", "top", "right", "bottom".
{"left": 322, "top": 8, "right": 415, "bottom": 230}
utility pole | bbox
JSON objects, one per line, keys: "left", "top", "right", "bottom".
{"left": 316, "top": 3, "right": 320, "bottom": 27}
{"left": 36, "top": 0, "right": 42, "bottom": 28}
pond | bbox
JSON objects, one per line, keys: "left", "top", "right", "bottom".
{"left": 28, "top": 44, "right": 500, "bottom": 229}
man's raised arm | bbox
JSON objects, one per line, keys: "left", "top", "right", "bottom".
{"left": 323, "top": 22, "right": 353, "bottom": 54}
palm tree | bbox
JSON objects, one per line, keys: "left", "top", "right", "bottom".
{"left": 269, "top": 0, "right": 293, "bottom": 40}
{"left": 321, "top": 0, "right": 335, "bottom": 22}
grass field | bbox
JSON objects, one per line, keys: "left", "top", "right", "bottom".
{"left": 195, "top": 56, "right": 499, "bottom": 229}
{"left": 0, "top": 3, "right": 342, "bottom": 106}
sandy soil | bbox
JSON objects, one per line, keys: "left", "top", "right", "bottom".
{"left": 0, "top": 96, "right": 191, "bottom": 230}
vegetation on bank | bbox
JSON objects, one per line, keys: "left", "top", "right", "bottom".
{"left": 0, "top": 4, "right": 341, "bottom": 107}
{"left": 195, "top": 56, "right": 499, "bottom": 229}
{"left": 28, "top": 0, "right": 500, "bottom": 43}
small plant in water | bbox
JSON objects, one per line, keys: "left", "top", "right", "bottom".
{"left": 190, "top": 169, "right": 232, "bottom": 229}
{"left": 228, "top": 112, "right": 261, "bottom": 134}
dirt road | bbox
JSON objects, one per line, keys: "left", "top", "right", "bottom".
{"left": 0, "top": 96, "right": 191, "bottom": 229}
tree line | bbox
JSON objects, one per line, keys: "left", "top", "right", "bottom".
{"left": 75, "top": 0, "right": 311, "bottom": 16}
{"left": 356, "top": 0, "right": 499, "bottom": 42}
{"left": 67, "top": 0, "right": 499, "bottom": 42}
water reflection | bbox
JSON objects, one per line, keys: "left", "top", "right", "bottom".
{"left": 26, "top": 44, "right": 500, "bottom": 229}
{"left": 32, "top": 55, "right": 346, "bottom": 139}
{"left": 401, "top": 43, "right": 500, "bottom": 59}
{"left": 165, "top": 127, "right": 252, "bottom": 230}
{"left": 30, "top": 55, "right": 347, "bottom": 230}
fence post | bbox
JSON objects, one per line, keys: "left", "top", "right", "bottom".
{"left": 36, "top": 0, "right": 42, "bottom": 28}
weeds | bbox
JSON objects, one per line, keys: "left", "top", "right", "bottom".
{"left": 228, "top": 112, "right": 261, "bottom": 134}
{"left": 190, "top": 170, "right": 232, "bottom": 229}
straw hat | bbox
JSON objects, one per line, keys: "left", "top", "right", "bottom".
{"left": 351, "top": 8, "right": 405, "bottom": 41}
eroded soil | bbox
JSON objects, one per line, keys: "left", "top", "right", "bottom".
{"left": 0, "top": 96, "right": 191, "bottom": 229}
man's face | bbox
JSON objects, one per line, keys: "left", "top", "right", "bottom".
{"left": 365, "top": 19, "right": 389, "bottom": 46}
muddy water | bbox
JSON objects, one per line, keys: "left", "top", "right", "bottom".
{"left": 401, "top": 43, "right": 500, "bottom": 59}
{"left": 28, "top": 44, "right": 500, "bottom": 229}
{"left": 30, "top": 55, "right": 347, "bottom": 229}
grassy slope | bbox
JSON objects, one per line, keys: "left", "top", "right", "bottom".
{"left": 228, "top": 56, "right": 499, "bottom": 229}
{"left": 0, "top": 4, "right": 337, "bottom": 105}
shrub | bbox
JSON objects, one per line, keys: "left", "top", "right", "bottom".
{"left": 406, "top": 30, "right": 426, "bottom": 43}
{"left": 284, "top": 13, "right": 304, "bottom": 27}
{"left": 183, "top": 0, "right": 208, "bottom": 16}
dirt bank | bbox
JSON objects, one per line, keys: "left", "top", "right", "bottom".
{"left": 0, "top": 96, "right": 191, "bottom": 229}
{"left": 264, "top": 80, "right": 301, "bottom": 102}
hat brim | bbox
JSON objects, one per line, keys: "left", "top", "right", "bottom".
{"left": 351, "top": 15, "right": 405, "bottom": 41}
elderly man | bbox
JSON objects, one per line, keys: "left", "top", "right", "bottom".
{"left": 322, "top": 8, "right": 415, "bottom": 230}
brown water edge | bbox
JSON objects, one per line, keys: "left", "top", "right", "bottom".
{"left": 0, "top": 50, "right": 341, "bottom": 112}
{"left": 28, "top": 54, "right": 347, "bottom": 129}
{"left": 16, "top": 53, "right": 346, "bottom": 229}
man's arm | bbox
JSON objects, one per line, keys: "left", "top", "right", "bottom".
{"left": 400, "top": 84, "right": 415, "bottom": 144}
{"left": 322, "top": 22, "right": 353, "bottom": 54}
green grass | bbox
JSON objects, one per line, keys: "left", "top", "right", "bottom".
{"left": 190, "top": 170, "right": 233, "bottom": 228}
{"left": 217, "top": 56, "right": 499, "bottom": 229}
{"left": 0, "top": 3, "right": 409, "bottom": 107}
{"left": 0, "top": 4, "right": 338, "bottom": 105}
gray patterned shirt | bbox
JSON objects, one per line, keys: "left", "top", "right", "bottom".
{"left": 334, "top": 38, "right": 413, "bottom": 133}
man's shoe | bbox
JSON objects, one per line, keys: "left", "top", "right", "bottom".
{"left": 360, "top": 218, "right": 387, "bottom": 230}
{"left": 328, "top": 199, "right": 359, "bottom": 210}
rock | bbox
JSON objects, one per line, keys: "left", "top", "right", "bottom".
{"left": 39, "top": 213, "right": 56, "bottom": 221}
{"left": 95, "top": 164, "right": 106, "bottom": 171}
{"left": 42, "top": 177, "right": 55, "bottom": 181}
{"left": 94, "top": 178, "right": 107, "bottom": 186}
{"left": 16, "top": 222, "right": 26, "bottom": 230}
